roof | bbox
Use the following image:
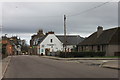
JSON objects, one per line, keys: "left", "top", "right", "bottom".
{"left": 38, "top": 35, "right": 84, "bottom": 45}
{"left": 56, "top": 35, "right": 84, "bottom": 45}
{"left": 79, "top": 27, "right": 120, "bottom": 46}
{"left": 37, "top": 36, "right": 46, "bottom": 45}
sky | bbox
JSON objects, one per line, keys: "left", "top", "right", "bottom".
{"left": 1, "top": 1, "right": 118, "bottom": 44}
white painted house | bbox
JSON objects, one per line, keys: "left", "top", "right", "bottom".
{"left": 37, "top": 31, "right": 84, "bottom": 55}
{"left": 37, "top": 32, "right": 63, "bottom": 55}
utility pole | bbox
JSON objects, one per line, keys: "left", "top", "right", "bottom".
{"left": 64, "top": 15, "right": 67, "bottom": 57}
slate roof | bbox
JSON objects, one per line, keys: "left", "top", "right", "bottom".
{"left": 37, "top": 36, "right": 46, "bottom": 45}
{"left": 56, "top": 35, "right": 84, "bottom": 45}
{"left": 79, "top": 27, "right": 120, "bottom": 46}
{"left": 37, "top": 35, "right": 84, "bottom": 45}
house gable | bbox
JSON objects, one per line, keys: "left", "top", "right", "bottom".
{"left": 39, "top": 34, "right": 63, "bottom": 52}
{"left": 40, "top": 34, "right": 62, "bottom": 45}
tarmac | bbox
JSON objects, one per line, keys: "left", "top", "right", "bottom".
{"left": 0, "top": 55, "right": 119, "bottom": 79}
{"left": 41, "top": 56, "right": 120, "bottom": 70}
{"left": 0, "top": 56, "right": 11, "bottom": 79}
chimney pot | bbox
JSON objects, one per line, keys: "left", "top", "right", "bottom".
{"left": 97, "top": 26, "right": 103, "bottom": 38}
{"left": 48, "top": 31, "right": 54, "bottom": 34}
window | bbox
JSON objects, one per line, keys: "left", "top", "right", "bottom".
{"left": 42, "top": 45, "right": 44, "bottom": 47}
{"left": 50, "top": 39, "right": 53, "bottom": 43}
{"left": 41, "top": 49, "right": 44, "bottom": 52}
{"left": 97, "top": 45, "right": 100, "bottom": 51}
{"left": 92, "top": 45, "right": 93, "bottom": 50}
{"left": 81, "top": 46, "right": 83, "bottom": 51}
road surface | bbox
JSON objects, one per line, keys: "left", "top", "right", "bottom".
{"left": 3, "top": 55, "right": 119, "bottom": 78}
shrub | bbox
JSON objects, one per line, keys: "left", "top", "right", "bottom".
{"left": 2, "top": 47, "right": 8, "bottom": 59}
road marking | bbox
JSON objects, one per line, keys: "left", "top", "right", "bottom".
{"left": 65, "top": 61, "right": 80, "bottom": 63}
{"left": 1, "top": 56, "right": 12, "bottom": 79}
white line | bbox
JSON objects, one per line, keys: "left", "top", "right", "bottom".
{"left": 1, "top": 56, "right": 12, "bottom": 79}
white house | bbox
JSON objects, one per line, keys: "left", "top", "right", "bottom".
{"left": 37, "top": 31, "right": 84, "bottom": 55}
{"left": 37, "top": 32, "right": 63, "bottom": 55}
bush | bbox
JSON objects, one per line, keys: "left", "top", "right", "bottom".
{"left": 2, "top": 47, "right": 8, "bottom": 59}
{"left": 58, "top": 51, "right": 106, "bottom": 58}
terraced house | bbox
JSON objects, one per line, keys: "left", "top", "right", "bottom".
{"left": 30, "top": 29, "right": 45, "bottom": 55}
{"left": 78, "top": 26, "right": 120, "bottom": 56}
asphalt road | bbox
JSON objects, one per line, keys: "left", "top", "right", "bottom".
{"left": 3, "top": 55, "right": 119, "bottom": 78}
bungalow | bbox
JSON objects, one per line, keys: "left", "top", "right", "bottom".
{"left": 78, "top": 26, "right": 120, "bottom": 56}
{"left": 56, "top": 35, "right": 84, "bottom": 52}
{"left": 37, "top": 31, "right": 84, "bottom": 55}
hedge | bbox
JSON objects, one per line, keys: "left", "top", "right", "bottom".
{"left": 1, "top": 47, "right": 8, "bottom": 59}
{"left": 58, "top": 52, "right": 106, "bottom": 58}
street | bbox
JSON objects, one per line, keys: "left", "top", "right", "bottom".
{"left": 3, "top": 55, "right": 119, "bottom": 78}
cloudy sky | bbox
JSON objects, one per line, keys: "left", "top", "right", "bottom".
{"left": 1, "top": 1, "right": 118, "bottom": 44}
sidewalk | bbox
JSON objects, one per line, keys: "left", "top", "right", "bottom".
{"left": 0, "top": 56, "right": 11, "bottom": 79}
{"left": 101, "top": 61, "right": 120, "bottom": 69}
{"left": 41, "top": 56, "right": 120, "bottom": 70}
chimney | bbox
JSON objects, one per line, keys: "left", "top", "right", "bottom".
{"left": 37, "top": 29, "right": 43, "bottom": 35}
{"left": 48, "top": 31, "right": 54, "bottom": 34}
{"left": 45, "top": 31, "right": 54, "bottom": 36}
{"left": 97, "top": 26, "right": 103, "bottom": 38}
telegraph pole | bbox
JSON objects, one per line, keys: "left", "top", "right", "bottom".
{"left": 64, "top": 15, "right": 67, "bottom": 57}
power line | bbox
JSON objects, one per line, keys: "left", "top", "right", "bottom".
{"left": 26, "top": 1, "right": 113, "bottom": 18}
{"left": 36, "top": 1, "right": 112, "bottom": 18}
{"left": 68, "top": 0, "right": 112, "bottom": 17}
{"left": 37, "top": 1, "right": 112, "bottom": 18}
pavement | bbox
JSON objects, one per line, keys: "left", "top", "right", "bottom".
{"left": 0, "top": 56, "right": 11, "bottom": 79}
{"left": 3, "top": 55, "right": 118, "bottom": 78}
{"left": 41, "top": 56, "right": 120, "bottom": 70}
{"left": 0, "top": 56, "right": 2, "bottom": 80}
{"left": 102, "top": 61, "right": 120, "bottom": 69}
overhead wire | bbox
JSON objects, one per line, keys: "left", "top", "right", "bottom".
{"left": 67, "top": 0, "right": 113, "bottom": 17}
{"left": 38, "top": 1, "right": 112, "bottom": 18}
